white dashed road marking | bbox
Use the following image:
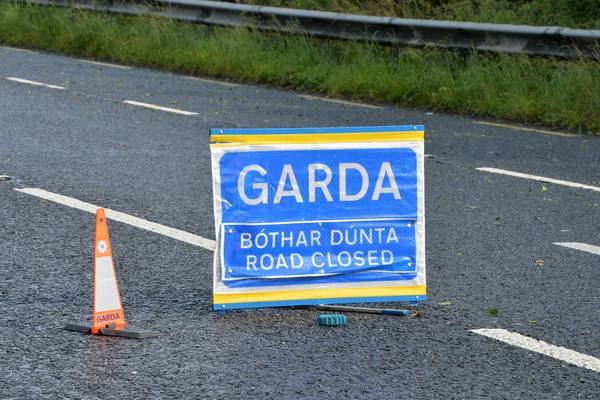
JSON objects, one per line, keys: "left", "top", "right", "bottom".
{"left": 471, "top": 329, "right": 600, "bottom": 373}
{"left": 0, "top": 46, "right": 37, "bottom": 54}
{"left": 299, "top": 94, "right": 380, "bottom": 109}
{"left": 78, "top": 59, "right": 131, "bottom": 69}
{"left": 477, "top": 167, "right": 600, "bottom": 192}
{"left": 185, "top": 76, "right": 240, "bottom": 87}
{"left": 123, "top": 100, "right": 198, "bottom": 116}
{"left": 554, "top": 242, "right": 600, "bottom": 256}
{"left": 15, "top": 187, "right": 216, "bottom": 251}
{"left": 5, "top": 77, "right": 66, "bottom": 90}
{"left": 474, "top": 121, "right": 578, "bottom": 138}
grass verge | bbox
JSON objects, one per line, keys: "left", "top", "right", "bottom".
{"left": 1, "top": 3, "right": 599, "bottom": 133}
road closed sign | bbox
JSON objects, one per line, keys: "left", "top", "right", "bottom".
{"left": 210, "top": 126, "right": 425, "bottom": 310}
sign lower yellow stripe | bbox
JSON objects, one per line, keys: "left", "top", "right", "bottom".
{"left": 214, "top": 285, "right": 426, "bottom": 304}
{"left": 211, "top": 131, "right": 424, "bottom": 144}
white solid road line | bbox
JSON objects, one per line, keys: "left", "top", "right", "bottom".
{"left": 185, "top": 76, "right": 240, "bottom": 87}
{"left": 299, "top": 94, "right": 381, "bottom": 109}
{"left": 554, "top": 242, "right": 600, "bottom": 256}
{"left": 123, "top": 100, "right": 198, "bottom": 116}
{"left": 477, "top": 167, "right": 600, "bottom": 192}
{"left": 78, "top": 59, "right": 131, "bottom": 70}
{"left": 471, "top": 329, "right": 600, "bottom": 373}
{"left": 0, "top": 46, "right": 37, "bottom": 54}
{"left": 5, "top": 77, "right": 66, "bottom": 90}
{"left": 15, "top": 187, "right": 216, "bottom": 251}
{"left": 474, "top": 121, "right": 577, "bottom": 138}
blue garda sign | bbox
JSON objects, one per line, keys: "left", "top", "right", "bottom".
{"left": 210, "top": 126, "right": 426, "bottom": 310}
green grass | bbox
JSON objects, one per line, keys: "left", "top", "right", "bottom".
{"left": 231, "top": 0, "right": 600, "bottom": 29}
{"left": 1, "top": 3, "right": 599, "bottom": 133}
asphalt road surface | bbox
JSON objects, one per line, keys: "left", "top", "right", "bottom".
{"left": 0, "top": 46, "right": 599, "bottom": 399}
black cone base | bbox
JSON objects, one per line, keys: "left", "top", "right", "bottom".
{"left": 64, "top": 323, "right": 159, "bottom": 339}
{"left": 100, "top": 327, "right": 160, "bottom": 339}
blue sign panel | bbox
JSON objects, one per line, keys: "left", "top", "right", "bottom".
{"left": 222, "top": 219, "right": 416, "bottom": 280}
{"left": 219, "top": 148, "right": 417, "bottom": 223}
{"left": 218, "top": 147, "right": 419, "bottom": 286}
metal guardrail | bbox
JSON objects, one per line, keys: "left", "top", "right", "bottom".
{"left": 15, "top": 0, "right": 600, "bottom": 59}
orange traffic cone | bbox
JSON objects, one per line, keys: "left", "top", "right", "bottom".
{"left": 65, "top": 208, "right": 158, "bottom": 339}
{"left": 91, "top": 209, "right": 127, "bottom": 334}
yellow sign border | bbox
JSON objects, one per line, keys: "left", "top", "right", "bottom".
{"left": 211, "top": 131, "right": 424, "bottom": 144}
{"left": 214, "top": 285, "right": 427, "bottom": 304}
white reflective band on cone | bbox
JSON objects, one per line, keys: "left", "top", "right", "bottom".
{"left": 94, "top": 256, "right": 121, "bottom": 311}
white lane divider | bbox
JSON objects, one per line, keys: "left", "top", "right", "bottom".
{"left": 123, "top": 100, "right": 198, "bottom": 116}
{"left": 554, "top": 242, "right": 600, "bottom": 256}
{"left": 471, "top": 329, "right": 600, "bottom": 373}
{"left": 5, "top": 77, "right": 66, "bottom": 90}
{"left": 299, "top": 94, "right": 381, "bottom": 109}
{"left": 78, "top": 59, "right": 131, "bottom": 70}
{"left": 477, "top": 167, "right": 600, "bottom": 192}
{"left": 14, "top": 187, "right": 216, "bottom": 251}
